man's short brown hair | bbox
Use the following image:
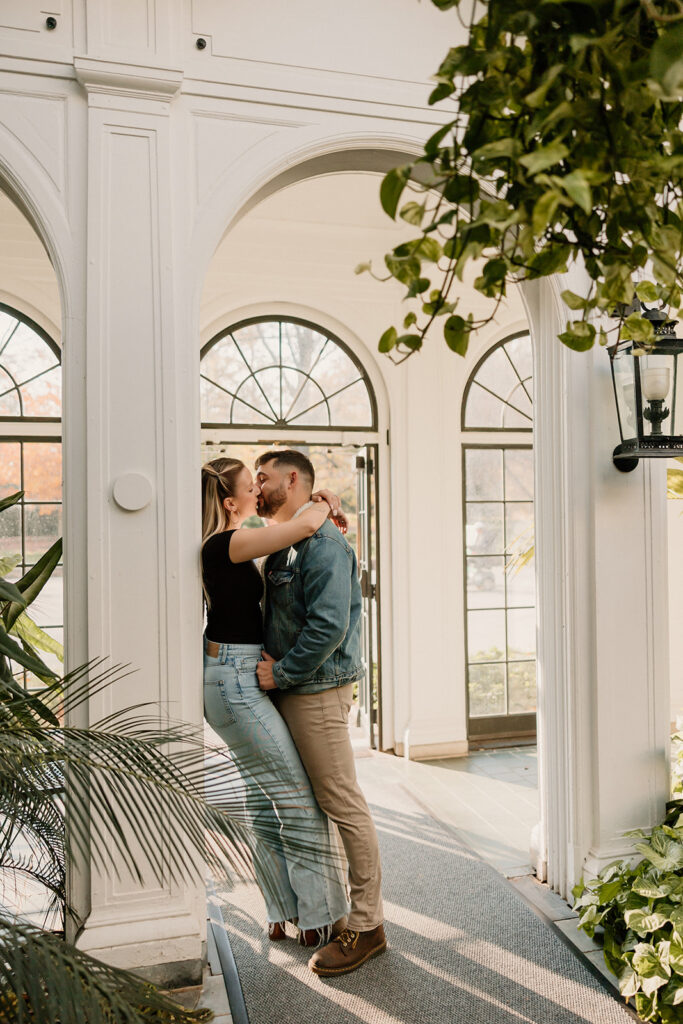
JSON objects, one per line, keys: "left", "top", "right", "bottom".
{"left": 255, "top": 449, "right": 315, "bottom": 492}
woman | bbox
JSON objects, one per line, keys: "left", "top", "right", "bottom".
{"left": 201, "top": 456, "right": 350, "bottom": 946}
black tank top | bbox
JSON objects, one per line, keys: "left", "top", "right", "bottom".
{"left": 202, "top": 530, "right": 264, "bottom": 644}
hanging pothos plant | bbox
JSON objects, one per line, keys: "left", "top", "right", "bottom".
{"left": 358, "top": 0, "right": 683, "bottom": 361}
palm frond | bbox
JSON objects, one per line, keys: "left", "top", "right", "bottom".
{"left": 0, "top": 917, "right": 212, "bottom": 1024}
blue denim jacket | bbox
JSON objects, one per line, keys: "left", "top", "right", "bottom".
{"left": 263, "top": 519, "right": 364, "bottom": 693}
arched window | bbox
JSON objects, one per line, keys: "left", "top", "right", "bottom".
{"left": 200, "top": 316, "right": 376, "bottom": 430}
{"left": 462, "top": 333, "right": 536, "bottom": 741}
{"left": 0, "top": 303, "right": 62, "bottom": 686}
{"left": 462, "top": 332, "right": 532, "bottom": 431}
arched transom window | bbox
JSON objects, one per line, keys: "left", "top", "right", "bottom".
{"left": 462, "top": 333, "right": 532, "bottom": 431}
{"left": 200, "top": 317, "right": 376, "bottom": 430}
{"left": 0, "top": 304, "right": 61, "bottom": 417}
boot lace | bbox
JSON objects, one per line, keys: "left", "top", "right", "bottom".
{"left": 335, "top": 928, "right": 359, "bottom": 953}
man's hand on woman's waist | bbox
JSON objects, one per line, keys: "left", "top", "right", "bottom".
{"left": 256, "top": 651, "right": 278, "bottom": 691}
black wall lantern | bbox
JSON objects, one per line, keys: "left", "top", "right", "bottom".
{"left": 609, "top": 304, "right": 683, "bottom": 471}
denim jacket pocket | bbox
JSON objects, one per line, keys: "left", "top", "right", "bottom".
{"left": 203, "top": 679, "right": 236, "bottom": 729}
{"left": 268, "top": 568, "right": 295, "bottom": 607}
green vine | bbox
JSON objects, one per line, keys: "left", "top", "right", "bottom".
{"left": 359, "top": 0, "right": 683, "bottom": 361}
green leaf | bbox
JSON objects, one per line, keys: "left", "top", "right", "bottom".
{"left": 472, "top": 138, "right": 522, "bottom": 163}
{"left": 380, "top": 167, "right": 410, "bottom": 220}
{"left": 378, "top": 327, "right": 398, "bottom": 353}
{"left": 561, "top": 289, "right": 591, "bottom": 311}
{"left": 416, "top": 237, "right": 443, "bottom": 263}
{"left": 626, "top": 909, "right": 672, "bottom": 936}
{"left": 558, "top": 171, "right": 592, "bottom": 214}
{"left": 444, "top": 314, "right": 472, "bottom": 356}
{"left": 399, "top": 201, "right": 427, "bottom": 227}
{"left": 0, "top": 625, "right": 57, "bottom": 678}
{"left": 403, "top": 311, "right": 418, "bottom": 329}
{"left": 619, "top": 965, "right": 640, "bottom": 998}
{"left": 558, "top": 321, "right": 596, "bottom": 352}
{"left": 354, "top": 261, "right": 372, "bottom": 275}
{"left": 650, "top": 22, "right": 683, "bottom": 99}
{"left": 519, "top": 142, "right": 569, "bottom": 175}
{"left": 524, "top": 65, "right": 564, "bottom": 108}
{"left": 622, "top": 313, "right": 655, "bottom": 344}
{"left": 443, "top": 175, "right": 480, "bottom": 206}
{"left": 0, "top": 579, "right": 25, "bottom": 606}
{"left": 395, "top": 334, "right": 422, "bottom": 351}
{"left": 11, "top": 612, "right": 64, "bottom": 662}
{"left": 0, "top": 490, "right": 24, "bottom": 513}
{"left": 0, "top": 553, "right": 21, "bottom": 577}
{"left": 385, "top": 253, "right": 421, "bottom": 286}
{"left": 636, "top": 281, "right": 659, "bottom": 304}
{"left": 532, "top": 191, "right": 562, "bottom": 235}
{"left": 406, "top": 277, "right": 431, "bottom": 297}
{"left": 5, "top": 538, "right": 62, "bottom": 632}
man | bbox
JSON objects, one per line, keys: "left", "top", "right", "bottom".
{"left": 254, "top": 449, "right": 386, "bottom": 977}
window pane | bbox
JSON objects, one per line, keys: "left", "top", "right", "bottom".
{"left": 233, "top": 322, "right": 280, "bottom": 371}
{"left": 201, "top": 319, "right": 374, "bottom": 428}
{"left": 200, "top": 377, "right": 234, "bottom": 422}
{"left": 30, "top": 574, "right": 63, "bottom": 628}
{"left": 327, "top": 380, "right": 373, "bottom": 427}
{"left": 464, "top": 381, "right": 505, "bottom": 428}
{"left": 313, "top": 340, "right": 360, "bottom": 394}
{"left": 284, "top": 374, "right": 326, "bottom": 424}
{"left": 505, "top": 449, "right": 534, "bottom": 500}
{"left": 21, "top": 366, "right": 61, "bottom": 416}
{"left": 474, "top": 346, "right": 520, "bottom": 400}
{"left": 469, "top": 663, "right": 506, "bottom": 717}
{"left": 466, "top": 503, "right": 504, "bottom": 555}
{"left": 505, "top": 502, "right": 533, "bottom": 551}
{"left": 466, "top": 556, "right": 504, "bottom": 609}
{"left": 507, "top": 607, "right": 536, "bottom": 661}
{"left": 24, "top": 504, "right": 61, "bottom": 565}
{"left": 23, "top": 443, "right": 61, "bottom": 502}
{"left": 0, "top": 504, "right": 20, "bottom": 551}
{"left": 504, "top": 335, "right": 532, "bottom": 379}
{"left": 501, "top": 387, "right": 532, "bottom": 428}
{"left": 465, "top": 449, "right": 503, "bottom": 501}
{"left": 0, "top": 442, "right": 21, "bottom": 494}
{"left": 508, "top": 661, "right": 536, "bottom": 713}
{"left": 201, "top": 338, "right": 251, "bottom": 393}
{"left": 467, "top": 609, "right": 506, "bottom": 663}
{"left": 235, "top": 373, "right": 278, "bottom": 422}
{"left": 506, "top": 554, "right": 536, "bottom": 608}
{"left": 280, "top": 322, "right": 327, "bottom": 373}
{"left": 0, "top": 366, "right": 20, "bottom": 415}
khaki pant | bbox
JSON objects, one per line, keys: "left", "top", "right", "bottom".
{"left": 273, "top": 683, "right": 384, "bottom": 931}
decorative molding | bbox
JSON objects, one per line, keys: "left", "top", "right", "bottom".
{"left": 74, "top": 57, "right": 182, "bottom": 102}
{"left": 0, "top": 90, "right": 67, "bottom": 195}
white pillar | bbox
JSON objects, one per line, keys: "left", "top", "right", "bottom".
{"left": 528, "top": 272, "right": 670, "bottom": 900}
{"left": 72, "top": 58, "right": 205, "bottom": 985}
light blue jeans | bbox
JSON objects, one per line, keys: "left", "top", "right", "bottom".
{"left": 203, "top": 639, "right": 350, "bottom": 929}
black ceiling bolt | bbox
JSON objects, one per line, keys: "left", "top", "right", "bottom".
{"left": 46, "top": 16, "right": 57, "bottom": 29}
{"left": 196, "top": 37, "right": 207, "bottom": 49}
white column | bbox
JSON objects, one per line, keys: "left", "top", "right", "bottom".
{"left": 72, "top": 59, "right": 205, "bottom": 984}
{"left": 527, "top": 272, "right": 670, "bottom": 899}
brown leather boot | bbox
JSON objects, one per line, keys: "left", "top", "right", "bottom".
{"left": 268, "top": 921, "right": 287, "bottom": 941}
{"left": 308, "top": 925, "right": 387, "bottom": 976}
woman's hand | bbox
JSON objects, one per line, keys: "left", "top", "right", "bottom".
{"left": 299, "top": 501, "right": 330, "bottom": 532}
{"left": 312, "top": 489, "right": 348, "bottom": 534}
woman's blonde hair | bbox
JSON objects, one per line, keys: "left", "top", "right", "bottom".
{"left": 201, "top": 457, "right": 245, "bottom": 606}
